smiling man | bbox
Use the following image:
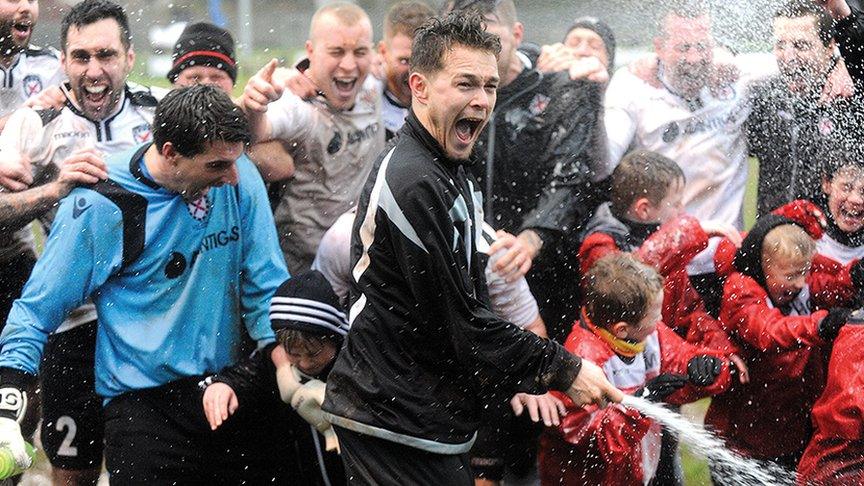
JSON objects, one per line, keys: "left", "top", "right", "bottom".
{"left": 242, "top": 2, "right": 384, "bottom": 275}
{"left": 318, "top": 13, "right": 623, "bottom": 484}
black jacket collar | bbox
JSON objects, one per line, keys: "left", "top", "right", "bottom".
{"left": 403, "top": 109, "right": 481, "bottom": 168}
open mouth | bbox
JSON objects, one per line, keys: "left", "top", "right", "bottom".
{"left": 82, "top": 84, "right": 110, "bottom": 106}
{"left": 454, "top": 117, "right": 482, "bottom": 144}
{"left": 12, "top": 21, "right": 30, "bottom": 40}
{"left": 839, "top": 206, "right": 864, "bottom": 225}
{"left": 333, "top": 77, "right": 357, "bottom": 96}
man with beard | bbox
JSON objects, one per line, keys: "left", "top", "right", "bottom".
{"left": 0, "top": 0, "right": 62, "bottom": 118}
{"left": 0, "top": 1, "right": 159, "bottom": 484}
{"left": 378, "top": 1, "right": 433, "bottom": 140}
{"left": 749, "top": 0, "right": 864, "bottom": 217}
{"left": 310, "top": 13, "right": 623, "bottom": 484}
{"left": 243, "top": 2, "right": 384, "bottom": 275}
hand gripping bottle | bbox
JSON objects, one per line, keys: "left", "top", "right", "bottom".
{"left": 0, "top": 442, "right": 36, "bottom": 479}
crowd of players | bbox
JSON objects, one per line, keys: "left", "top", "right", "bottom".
{"left": 0, "top": 0, "right": 862, "bottom": 484}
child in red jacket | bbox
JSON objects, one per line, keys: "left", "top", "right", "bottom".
{"left": 539, "top": 253, "right": 735, "bottom": 485}
{"left": 797, "top": 310, "right": 864, "bottom": 485}
{"left": 706, "top": 213, "right": 862, "bottom": 474}
{"left": 579, "top": 150, "right": 742, "bottom": 353}
{"left": 817, "top": 157, "right": 864, "bottom": 265}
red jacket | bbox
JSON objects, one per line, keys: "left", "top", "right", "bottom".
{"left": 798, "top": 324, "right": 864, "bottom": 485}
{"left": 704, "top": 269, "right": 854, "bottom": 459}
{"left": 539, "top": 319, "right": 733, "bottom": 486}
{"left": 579, "top": 214, "right": 736, "bottom": 352}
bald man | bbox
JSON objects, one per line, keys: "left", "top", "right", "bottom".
{"left": 244, "top": 2, "right": 384, "bottom": 274}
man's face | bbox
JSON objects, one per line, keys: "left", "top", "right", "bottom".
{"left": 564, "top": 27, "right": 608, "bottom": 68}
{"left": 481, "top": 13, "right": 521, "bottom": 86}
{"left": 414, "top": 46, "right": 499, "bottom": 160}
{"left": 173, "top": 65, "right": 234, "bottom": 94}
{"left": 773, "top": 15, "right": 834, "bottom": 91}
{"left": 62, "top": 18, "right": 134, "bottom": 121}
{"left": 823, "top": 166, "right": 864, "bottom": 233}
{"left": 654, "top": 14, "right": 714, "bottom": 94}
{"left": 379, "top": 32, "right": 413, "bottom": 105}
{"left": 0, "top": 0, "right": 37, "bottom": 57}
{"left": 306, "top": 13, "right": 373, "bottom": 110}
{"left": 284, "top": 339, "right": 338, "bottom": 377}
{"left": 169, "top": 140, "right": 243, "bottom": 202}
{"left": 763, "top": 256, "right": 810, "bottom": 307}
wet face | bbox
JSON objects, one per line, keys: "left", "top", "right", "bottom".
{"left": 763, "top": 256, "right": 810, "bottom": 307}
{"left": 284, "top": 339, "right": 338, "bottom": 377}
{"left": 62, "top": 18, "right": 134, "bottom": 121}
{"left": 0, "top": 0, "right": 37, "bottom": 58}
{"left": 412, "top": 45, "right": 499, "bottom": 161}
{"left": 823, "top": 166, "right": 864, "bottom": 233}
{"left": 173, "top": 65, "right": 234, "bottom": 94}
{"left": 166, "top": 140, "right": 244, "bottom": 202}
{"left": 564, "top": 27, "right": 608, "bottom": 68}
{"left": 624, "top": 290, "right": 663, "bottom": 343}
{"left": 773, "top": 15, "right": 834, "bottom": 91}
{"left": 306, "top": 13, "right": 373, "bottom": 110}
{"left": 654, "top": 13, "right": 714, "bottom": 95}
{"left": 644, "top": 177, "right": 685, "bottom": 224}
{"left": 380, "top": 32, "right": 413, "bottom": 105}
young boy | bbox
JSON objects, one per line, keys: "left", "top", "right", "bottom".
{"left": 797, "top": 309, "right": 864, "bottom": 485}
{"left": 538, "top": 253, "right": 735, "bottom": 485}
{"left": 579, "top": 149, "right": 742, "bottom": 355}
{"left": 706, "top": 214, "right": 862, "bottom": 471}
{"left": 200, "top": 270, "right": 349, "bottom": 486}
{"left": 817, "top": 157, "right": 864, "bottom": 265}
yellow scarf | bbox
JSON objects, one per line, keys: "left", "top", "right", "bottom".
{"left": 583, "top": 309, "right": 646, "bottom": 358}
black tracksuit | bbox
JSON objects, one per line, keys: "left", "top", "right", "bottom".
{"left": 322, "top": 111, "right": 581, "bottom": 482}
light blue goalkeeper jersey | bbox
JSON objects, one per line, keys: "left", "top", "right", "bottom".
{"left": 0, "top": 143, "right": 289, "bottom": 398}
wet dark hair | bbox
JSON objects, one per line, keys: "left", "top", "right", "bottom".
{"left": 277, "top": 328, "right": 339, "bottom": 353}
{"left": 410, "top": 12, "right": 501, "bottom": 75}
{"left": 584, "top": 253, "right": 663, "bottom": 329}
{"left": 775, "top": 0, "right": 836, "bottom": 47}
{"left": 385, "top": 1, "right": 434, "bottom": 40}
{"left": 443, "top": 0, "right": 517, "bottom": 26}
{"left": 61, "top": 0, "right": 131, "bottom": 51}
{"left": 657, "top": 0, "right": 710, "bottom": 38}
{"left": 611, "top": 150, "right": 685, "bottom": 216}
{"left": 823, "top": 149, "right": 864, "bottom": 180}
{"left": 152, "top": 85, "right": 251, "bottom": 158}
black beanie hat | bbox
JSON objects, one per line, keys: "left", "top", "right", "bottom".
{"left": 566, "top": 16, "right": 616, "bottom": 71}
{"left": 269, "top": 270, "right": 349, "bottom": 339}
{"left": 167, "top": 22, "right": 237, "bottom": 83}
{"left": 733, "top": 215, "right": 800, "bottom": 289}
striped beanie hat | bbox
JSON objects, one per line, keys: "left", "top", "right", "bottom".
{"left": 270, "top": 270, "right": 349, "bottom": 339}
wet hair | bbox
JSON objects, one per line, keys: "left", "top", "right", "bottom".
{"left": 152, "top": 85, "right": 250, "bottom": 158}
{"left": 823, "top": 150, "right": 864, "bottom": 181}
{"left": 775, "top": 0, "right": 836, "bottom": 47}
{"left": 410, "top": 12, "right": 501, "bottom": 75}
{"left": 763, "top": 224, "right": 816, "bottom": 265}
{"left": 384, "top": 1, "right": 434, "bottom": 40}
{"left": 61, "top": 0, "right": 131, "bottom": 51}
{"left": 444, "top": 0, "right": 518, "bottom": 26}
{"left": 584, "top": 253, "right": 663, "bottom": 329}
{"left": 310, "top": 1, "right": 370, "bottom": 39}
{"left": 657, "top": 0, "right": 710, "bottom": 38}
{"left": 611, "top": 150, "right": 685, "bottom": 216}
{"left": 276, "top": 328, "right": 338, "bottom": 354}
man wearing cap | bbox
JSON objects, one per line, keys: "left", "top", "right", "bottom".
{"left": 168, "top": 21, "right": 295, "bottom": 183}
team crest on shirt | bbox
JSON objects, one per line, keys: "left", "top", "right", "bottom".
{"left": 818, "top": 117, "right": 835, "bottom": 136}
{"left": 528, "top": 93, "right": 550, "bottom": 116}
{"left": 22, "top": 75, "right": 42, "bottom": 97}
{"left": 662, "top": 122, "right": 680, "bottom": 143}
{"left": 187, "top": 195, "right": 211, "bottom": 222}
{"left": 132, "top": 124, "right": 152, "bottom": 143}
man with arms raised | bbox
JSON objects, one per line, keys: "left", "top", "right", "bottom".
{"left": 298, "top": 13, "right": 621, "bottom": 483}
{"left": 244, "top": 2, "right": 383, "bottom": 274}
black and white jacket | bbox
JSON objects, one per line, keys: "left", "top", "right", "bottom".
{"left": 322, "top": 111, "right": 582, "bottom": 454}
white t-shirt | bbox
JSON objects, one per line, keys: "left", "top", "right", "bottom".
{"left": 0, "top": 46, "right": 63, "bottom": 117}
{"left": 604, "top": 54, "right": 773, "bottom": 274}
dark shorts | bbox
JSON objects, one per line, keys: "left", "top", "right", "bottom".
{"left": 334, "top": 425, "right": 473, "bottom": 486}
{"left": 0, "top": 254, "right": 36, "bottom": 327}
{"left": 40, "top": 320, "right": 102, "bottom": 471}
{"left": 104, "top": 377, "right": 288, "bottom": 485}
